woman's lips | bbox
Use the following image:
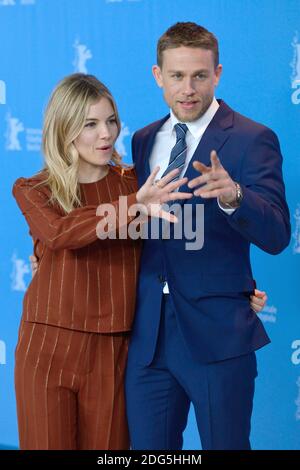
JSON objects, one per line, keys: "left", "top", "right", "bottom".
{"left": 96, "top": 145, "right": 112, "bottom": 152}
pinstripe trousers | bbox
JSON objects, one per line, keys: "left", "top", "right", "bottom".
{"left": 14, "top": 321, "right": 130, "bottom": 450}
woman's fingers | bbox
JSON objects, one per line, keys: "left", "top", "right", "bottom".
{"left": 147, "top": 166, "right": 161, "bottom": 186}
{"left": 29, "top": 255, "right": 39, "bottom": 277}
{"left": 160, "top": 192, "right": 192, "bottom": 203}
{"left": 158, "top": 208, "right": 178, "bottom": 223}
{"left": 158, "top": 168, "right": 180, "bottom": 187}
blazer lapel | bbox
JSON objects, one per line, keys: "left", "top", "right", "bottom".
{"left": 137, "top": 114, "right": 170, "bottom": 186}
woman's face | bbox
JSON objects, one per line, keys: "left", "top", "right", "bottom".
{"left": 74, "top": 97, "right": 118, "bottom": 178}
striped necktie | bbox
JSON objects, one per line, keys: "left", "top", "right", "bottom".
{"left": 161, "top": 123, "right": 188, "bottom": 182}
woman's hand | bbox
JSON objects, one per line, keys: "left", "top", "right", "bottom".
{"left": 250, "top": 289, "right": 267, "bottom": 313}
{"left": 136, "top": 166, "right": 192, "bottom": 222}
{"left": 29, "top": 255, "right": 39, "bottom": 278}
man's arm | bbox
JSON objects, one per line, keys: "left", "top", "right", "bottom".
{"left": 188, "top": 129, "right": 291, "bottom": 254}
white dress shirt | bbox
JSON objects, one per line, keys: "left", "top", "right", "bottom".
{"left": 149, "top": 97, "right": 220, "bottom": 180}
{"left": 149, "top": 98, "right": 234, "bottom": 293}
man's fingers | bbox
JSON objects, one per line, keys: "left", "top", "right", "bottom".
{"left": 189, "top": 164, "right": 225, "bottom": 190}
{"left": 192, "top": 160, "right": 210, "bottom": 174}
{"left": 193, "top": 180, "right": 224, "bottom": 195}
{"left": 189, "top": 171, "right": 218, "bottom": 188}
{"left": 194, "top": 188, "right": 223, "bottom": 198}
{"left": 210, "top": 150, "right": 222, "bottom": 170}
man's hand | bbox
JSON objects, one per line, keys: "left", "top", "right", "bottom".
{"left": 188, "top": 150, "right": 237, "bottom": 206}
{"left": 29, "top": 255, "right": 38, "bottom": 278}
{"left": 250, "top": 289, "right": 267, "bottom": 313}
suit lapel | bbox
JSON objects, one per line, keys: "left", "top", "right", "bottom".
{"left": 137, "top": 114, "right": 170, "bottom": 186}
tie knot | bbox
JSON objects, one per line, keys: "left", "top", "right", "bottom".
{"left": 174, "top": 123, "right": 188, "bottom": 140}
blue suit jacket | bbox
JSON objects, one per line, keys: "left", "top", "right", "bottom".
{"left": 130, "top": 100, "right": 291, "bottom": 365}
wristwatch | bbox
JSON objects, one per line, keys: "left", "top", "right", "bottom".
{"left": 223, "top": 182, "right": 243, "bottom": 209}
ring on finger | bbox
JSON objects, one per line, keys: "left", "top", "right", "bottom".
{"left": 153, "top": 179, "right": 163, "bottom": 188}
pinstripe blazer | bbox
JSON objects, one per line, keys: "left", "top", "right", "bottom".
{"left": 13, "top": 165, "right": 142, "bottom": 333}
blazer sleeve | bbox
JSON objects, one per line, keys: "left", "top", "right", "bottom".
{"left": 225, "top": 128, "right": 291, "bottom": 254}
{"left": 13, "top": 177, "right": 138, "bottom": 250}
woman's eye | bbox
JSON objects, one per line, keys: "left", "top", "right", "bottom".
{"left": 85, "top": 121, "right": 96, "bottom": 128}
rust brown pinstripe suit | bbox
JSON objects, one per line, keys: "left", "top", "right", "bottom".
{"left": 13, "top": 166, "right": 141, "bottom": 449}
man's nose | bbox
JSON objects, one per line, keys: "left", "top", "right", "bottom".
{"left": 182, "top": 78, "right": 196, "bottom": 95}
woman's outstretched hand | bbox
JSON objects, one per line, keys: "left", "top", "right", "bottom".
{"left": 136, "top": 166, "right": 192, "bottom": 222}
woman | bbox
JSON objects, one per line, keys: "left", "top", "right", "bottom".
{"left": 13, "top": 73, "right": 267, "bottom": 450}
{"left": 12, "top": 73, "right": 192, "bottom": 450}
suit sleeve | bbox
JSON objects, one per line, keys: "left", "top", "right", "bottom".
{"left": 13, "top": 177, "right": 138, "bottom": 250}
{"left": 225, "top": 128, "right": 291, "bottom": 254}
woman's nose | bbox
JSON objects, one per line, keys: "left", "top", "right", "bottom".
{"left": 98, "top": 124, "right": 111, "bottom": 139}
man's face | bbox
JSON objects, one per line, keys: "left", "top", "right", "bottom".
{"left": 153, "top": 46, "right": 222, "bottom": 122}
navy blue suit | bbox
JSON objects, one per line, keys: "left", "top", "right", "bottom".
{"left": 125, "top": 100, "right": 290, "bottom": 449}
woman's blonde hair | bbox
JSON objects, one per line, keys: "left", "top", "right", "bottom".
{"left": 41, "top": 73, "right": 123, "bottom": 213}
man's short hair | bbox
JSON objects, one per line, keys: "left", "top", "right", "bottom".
{"left": 157, "top": 22, "right": 219, "bottom": 68}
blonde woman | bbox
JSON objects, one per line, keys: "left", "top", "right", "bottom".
{"left": 12, "top": 73, "right": 192, "bottom": 450}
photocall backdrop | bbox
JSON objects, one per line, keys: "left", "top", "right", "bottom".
{"left": 0, "top": 0, "right": 299, "bottom": 449}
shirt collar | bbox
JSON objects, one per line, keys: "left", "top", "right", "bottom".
{"left": 170, "top": 97, "right": 219, "bottom": 140}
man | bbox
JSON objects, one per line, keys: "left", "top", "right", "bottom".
{"left": 125, "top": 22, "right": 290, "bottom": 450}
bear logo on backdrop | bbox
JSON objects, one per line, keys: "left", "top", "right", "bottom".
{"left": 0, "top": 0, "right": 15, "bottom": 5}
{"left": 0, "top": 0, "right": 35, "bottom": 6}
{"left": 0, "top": 80, "right": 5, "bottom": 105}
{"left": 0, "top": 341, "right": 6, "bottom": 366}
{"left": 5, "top": 113, "right": 24, "bottom": 151}
{"left": 293, "top": 204, "right": 300, "bottom": 254}
{"left": 291, "top": 31, "right": 300, "bottom": 105}
{"left": 10, "top": 252, "right": 30, "bottom": 292}
{"left": 4, "top": 112, "right": 42, "bottom": 152}
{"left": 73, "top": 39, "right": 92, "bottom": 74}
{"left": 115, "top": 122, "right": 130, "bottom": 157}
